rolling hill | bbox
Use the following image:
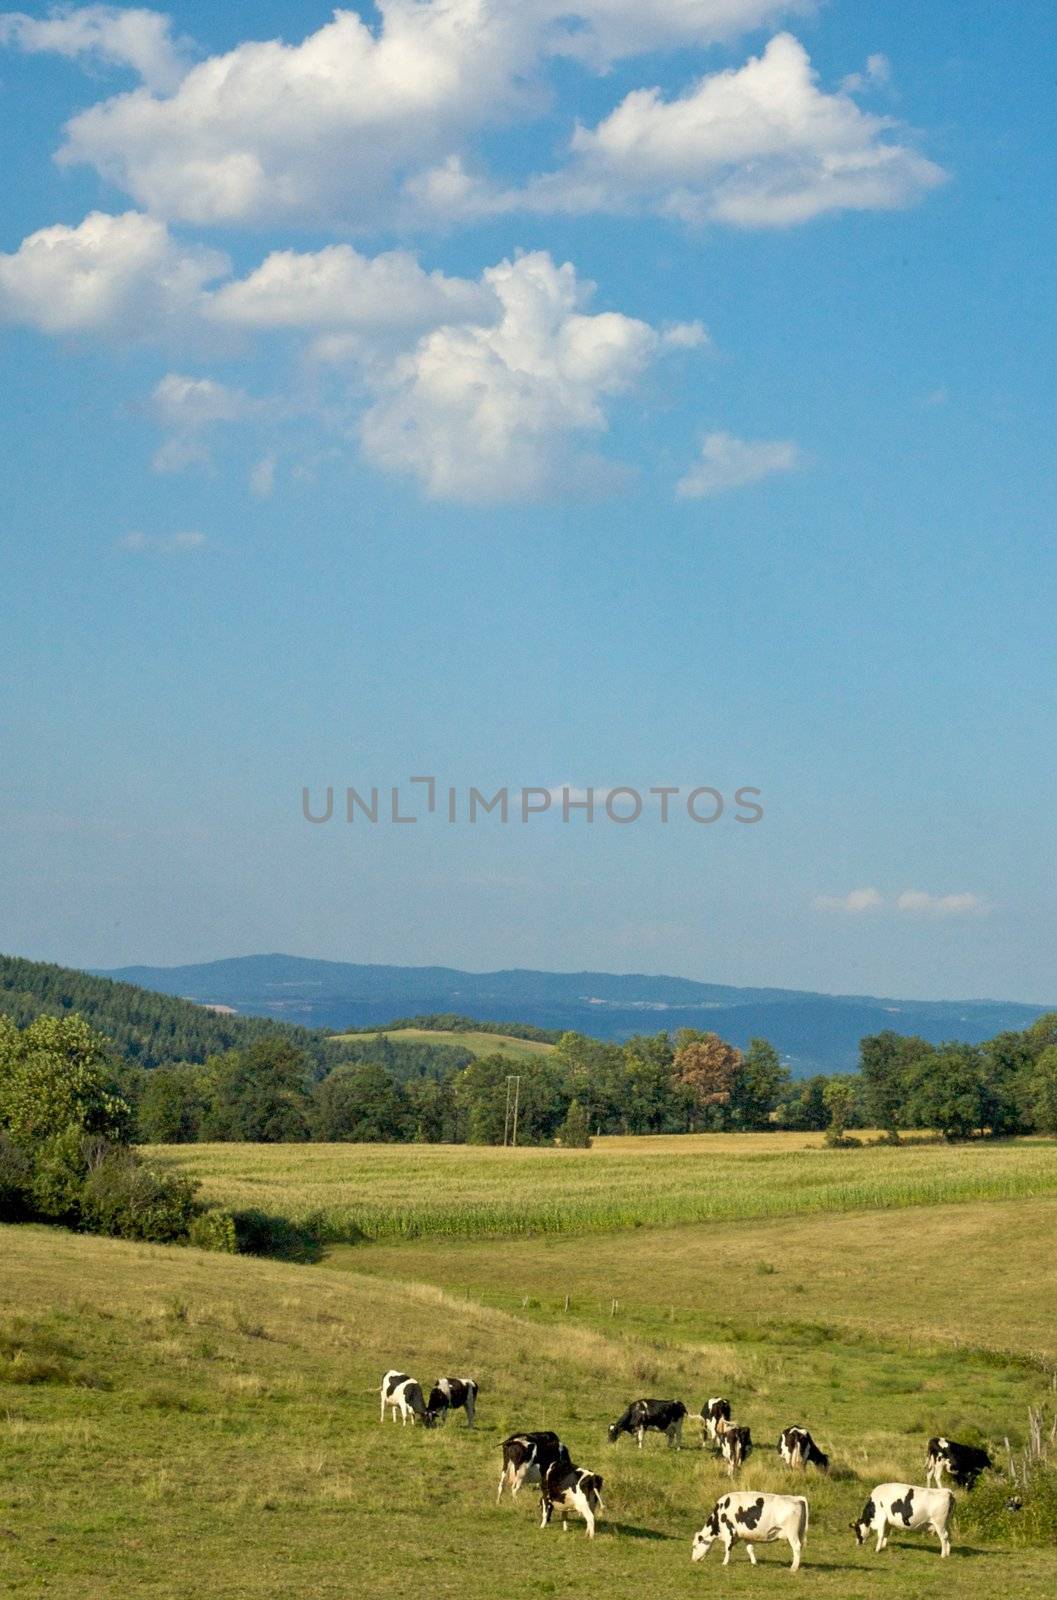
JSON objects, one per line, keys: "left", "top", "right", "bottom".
{"left": 95, "top": 953, "right": 1054, "bottom": 1074}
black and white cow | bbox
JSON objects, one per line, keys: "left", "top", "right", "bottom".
{"left": 692, "top": 1492, "right": 809, "bottom": 1572}
{"left": 539, "top": 1450, "right": 605, "bottom": 1539}
{"left": 427, "top": 1376, "right": 478, "bottom": 1427}
{"left": 379, "top": 1369, "right": 432, "bottom": 1426}
{"left": 778, "top": 1426, "right": 829, "bottom": 1474}
{"left": 852, "top": 1483, "right": 954, "bottom": 1558}
{"left": 700, "top": 1397, "right": 732, "bottom": 1443}
{"left": 497, "top": 1431, "right": 564, "bottom": 1502}
{"left": 926, "top": 1437, "right": 992, "bottom": 1489}
{"left": 608, "top": 1399, "right": 686, "bottom": 1449}
{"left": 715, "top": 1417, "right": 753, "bottom": 1476}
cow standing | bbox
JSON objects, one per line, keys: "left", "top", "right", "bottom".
{"left": 497, "top": 1431, "right": 564, "bottom": 1502}
{"left": 852, "top": 1483, "right": 954, "bottom": 1558}
{"left": 715, "top": 1416, "right": 753, "bottom": 1476}
{"left": 693, "top": 1492, "right": 808, "bottom": 1571}
{"left": 427, "top": 1376, "right": 478, "bottom": 1427}
{"left": 539, "top": 1450, "right": 605, "bottom": 1538}
{"left": 926, "top": 1436, "right": 992, "bottom": 1489}
{"left": 379, "top": 1369, "right": 432, "bottom": 1426}
{"left": 778, "top": 1426, "right": 829, "bottom": 1474}
{"left": 608, "top": 1398, "right": 686, "bottom": 1449}
{"left": 701, "top": 1397, "right": 732, "bottom": 1443}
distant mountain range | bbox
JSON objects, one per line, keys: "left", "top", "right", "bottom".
{"left": 93, "top": 954, "right": 1054, "bottom": 1075}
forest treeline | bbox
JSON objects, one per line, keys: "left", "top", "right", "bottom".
{"left": 118, "top": 1013, "right": 1057, "bottom": 1146}
{"left": 0, "top": 953, "right": 328, "bottom": 1069}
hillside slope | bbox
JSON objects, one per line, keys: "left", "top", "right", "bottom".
{"left": 0, "top": 953, "right": 325, "bottom": 1068}
{"left": 97, "top": 952, "right": 1054, "bottom": 1071}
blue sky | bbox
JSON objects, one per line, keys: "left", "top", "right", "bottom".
{"left": 1, "top": 2, "right": 1054, "bottom": 1000}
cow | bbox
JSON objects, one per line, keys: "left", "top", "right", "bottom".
{"left": 608, "top": 1399, "right": 686, "bottom": 1449}
{"left": 427, "top": 1376, "right": 478, "bottom": 1428}
{"left": 497, "top": 1431, "right": 564, "bottom": 1503}
{"left": 778, "top": 1426, "right": 829, "bottom": 1474}
{"left": 539, "top": 1450, "right": 605, "bottom": 1539}
{"left": 692, "top": 1492, "right": 808, "bottom": 1572}
{"left": 701, "top": 1397, "right": 732, "bottom": 1443}
{"left": 379, "top": 1369, "right": 432, "bottom": 1426}
{"left": 715, "top": 1416, "right": 753, "bottom": 1476}
{"left": 852, "top": 1483, "right": 954, "bottom": 1558}
{"left": 926, "top": 1436, "right": 992, "bottom": 1489}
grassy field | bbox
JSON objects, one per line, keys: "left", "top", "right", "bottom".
{"left": 154, "top": 1132, "right": 1057, "bottom": 1244}
{"left": 5, "top": 1135, "right": 1057, "bottom": 1597}
{"left": 325, "top": 1027, "right": 556, "bottom": 1062}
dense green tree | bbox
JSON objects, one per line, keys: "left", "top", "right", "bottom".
{"left": 729, "top": 1038, "right": 791, "bottom": 1130}
{"left": 822, "top": 1075, "right": 859, "bottom": 1141}
{"left": 904, "top": 1044, "right": 987, "bottom": 1140}
{"left": 404, "top": 1075, "right": 459, "bottom": 1143}
{"left": 138, "top": 1066, "right": 207, "bottom": 1143}
{"left": 860, "top": 1031, "right": 933, "bottom": 1136}
{"left": 310, "top": 1064, "right": 409, "bottom": 1142}
{"left": 0, "top": 1013, "right": 131, "bottom": 1148}
{"left": 1024, "top": 1045, "right": 1057, "bottom": 1134}
{"left": 202, "top": 1038, "right": 312, "bottom": 1142}
{"left": 559, "top": 1099, "right": 592, "bottom": 1148}
{"left": 778, "top": 1075, "right": 829, "bottom": 1131}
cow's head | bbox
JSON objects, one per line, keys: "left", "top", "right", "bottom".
{"left": 692, "top": 1507, "right": 722, "bottom": 1561}
{"left": 850, "top": 1498, "right": 875, "bottom": 1544}
{"left": 607, "top": 1420, "right": 624, "bottom": 1443}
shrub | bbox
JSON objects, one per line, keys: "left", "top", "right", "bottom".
{"left": 29, "top": 1127, "right": 92, "bottom": 1223}
{"left": 0, "top": 1131, "right": 32, "bottom": 1220}
{"left": 188, "top": 1208, "right": 239, "bottom": 1253}
{"left": 79, "top": 1148, "right": 197, "bottom": 1242}
{"left": 559, "top": 1099, "right": 592, "bottom": 1148}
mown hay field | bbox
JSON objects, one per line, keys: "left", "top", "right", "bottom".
{"left": 154, "top": 1133, "right": 1057, "bottom": 1243}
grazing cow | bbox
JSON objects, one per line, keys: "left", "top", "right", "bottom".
{"left": 608, "top": 1398, "right": 687, "bottom": 1449}
{"left": 715, "top": 1417, "right": 753, "bottom": 1476}
{"left": 427, "top": 1376, "right": 478, "bottom": 1427}
{"left": 497, "top": 1431, "right": 564, "bottom": 1503}
{"left": 539, "top": 1451, "right": 605, "bottom": 1539}
{"left": 692, "top": 1492, "right": 808, "bottom": 1572}
{"left": 852, "top": 1483, "right": 954, "bottom": 1558}
{"left": 926, "top": 1436, "right": 992, "bottom": 1489}
{"left": 701, "top": 1397, "right": 732, "bottom": 1443}
{"left": 778, "top": 1426, "right": 829, "bottom": 1474}
{"left": 379, "top": 1369, "right": 432, "bottom": 1426}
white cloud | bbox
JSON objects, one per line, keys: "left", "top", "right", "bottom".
{"left": 813, "top": 887, "right": 885, "bottom": 914}
{"left": 896, "top": 890, "right": 986, "bottom": 918}
{"left": 360, "top": 250, "right": 664, "bottom": 501}
{"left": 519, "top": 33, "right": 944, "bottom": 227}
{"left": 149, "top": 372, "right": 261, "bottom": 473}
{"left": 117, "top": 528, "right": 206, "bottom": 552}
{"left": 677, "top": 430, "right": 800, "bottom": 497}
{"left": 209, "top": 244, "right": 495, "bottom": 334}
{"left": 0, "top": 4, "right": 191, "bottom": 91}
{"left": 0, "top": 209, "right": 226, "bottom": 337}
{"left": 47, "top": 9, "right": 867, "bottom": 232}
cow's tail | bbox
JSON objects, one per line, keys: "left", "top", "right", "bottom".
{"left": 798, "top": 1497, "right": 809, "bottom": 1540}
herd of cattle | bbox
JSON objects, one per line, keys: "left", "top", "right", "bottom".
{"left": 380, "top": 1368, "right": 995, "bottom": 1568}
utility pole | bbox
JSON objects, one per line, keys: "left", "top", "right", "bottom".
{"left": 502, "top": 1081, "right": 518, "bottom": 1145}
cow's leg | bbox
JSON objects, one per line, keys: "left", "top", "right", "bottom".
{"left": 465, "top": 1393, "right": 475, "bottom": 1428}
{"left": 788, "top": 1537, "right": 801, "bottom": 1573}
{"left": 581, "top": 1500, "right": 596, "bottom": 1540}
{"left": 745, "top": 1544, "right": 757, "bottom": 1565}
{"left": 496, "top": 1466, "right": 508, "bottom": 1504}
{"left": 539, "top": 1496, "right": 552, "bottom": 1531}
{"left": 637, "top": 1426, "right": 645, "bottom": 1450}
{"left": 721, "top": 1539, "right": 733, "bottom": 1566}
{"left": 934, "top": 1523, "right": 950, "bottom": 1558}
{"left": 380, "top": 1393, "right": 386, "bottom": 1423}
{"left": 876, "top": 1518, "right": 888, "bottom": 1553}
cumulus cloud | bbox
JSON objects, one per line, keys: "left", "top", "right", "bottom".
{"left": 209, "top": 244, "right": 495, "bottom": 335}
{"left": 0, "top": 4, "right": 191, "bottom": 91}
{"left": 360, "top": 250, "right": 664, "bottom": 500}
{"left": 677, "top": 430, "right": 800, "bottom": 497}
{"left": 813, "top": 887, "right": 884, "bottom": 914}
{"left": 518, "top": 33, "right": 944, "bottom": 226}
{"left": 0, "top": 209, "right": 226, "bottom": 337}
{"left": 45, "top": 8, "right": 872, "bottom": 232}
{"left": 896, "top": 890, "right": 986, "bottom": 918}
{"left": 117, "top": 528, "right": 206, "bottom": 552}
